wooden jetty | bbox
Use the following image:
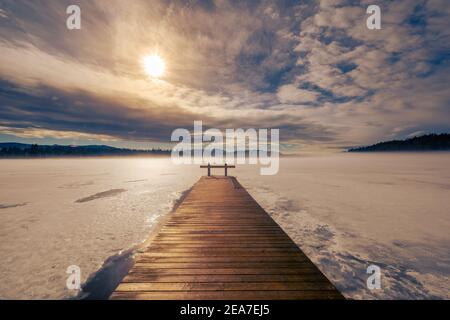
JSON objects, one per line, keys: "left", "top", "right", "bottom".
{"left": 111, "top": 175, "right": 344, "bottom": 300}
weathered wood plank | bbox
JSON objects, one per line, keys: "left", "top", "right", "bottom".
{"left": 115, "top": 282, "right": 337, "bottom": 291}
{"left": 127, "top": 267, "right": 325, "bottom": 275}
{"left": 137, "top": 256, "right": 307, "bottom": 262}
{"left": 121, "top": 274, "right": 329, "bottom": 283}
{"left": 143, "top": 244, "right": 301, "bottom": 250}
{"left": 111, "top": 291, "right": 344, "bottom": 300}
{"left": 132, "top": 262, "right": 313, "bottom": 269}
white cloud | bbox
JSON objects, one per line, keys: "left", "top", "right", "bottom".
{"left": 319, "top": 0, "right": 348, "bottom": 9}
{"left": 277, "top": 85, "right": 319, "bottom": 104}
{"left": 0, "top": 126, "right": 116, "bottom": 141}
{"left": 0, "top": 9, "right": 8, "bottom": 19}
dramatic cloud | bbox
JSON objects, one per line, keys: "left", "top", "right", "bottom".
{"left": 0, "top": 0, "right": 449, "bottom": 152}
{"left": 277, "top": 85, "right": 319, "bottom": 104}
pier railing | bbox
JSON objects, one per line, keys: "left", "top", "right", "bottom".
{"left": 200, "top": 163, "right": 236, "bottom": 176}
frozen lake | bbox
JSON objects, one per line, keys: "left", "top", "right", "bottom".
{"left": 0, "top": 153, "right": 449, "bottom": 299}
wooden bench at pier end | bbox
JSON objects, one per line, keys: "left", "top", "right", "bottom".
{"left": 200, "top": 163, "right": 236, "bottom": 176}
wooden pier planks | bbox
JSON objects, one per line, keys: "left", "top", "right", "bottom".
{"left": 111, "top": 176, "right": 344, "bottom": 300}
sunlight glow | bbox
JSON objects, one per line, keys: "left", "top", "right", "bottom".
{"left": 142, "top": 54, "right": 166, "bottom": 78}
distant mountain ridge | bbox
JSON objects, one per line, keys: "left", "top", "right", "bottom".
{"left": 348, "top": 133, "right": 450, "bottom": 152}
{"left": 0, "top": 143, "right": 170, "bottom": 157}
{"left": 0, "top": 142, "right": 281, "bottom": 158}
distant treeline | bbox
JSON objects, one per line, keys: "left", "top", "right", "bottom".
{"left": 348, "top": 133, "right": 450, "bottom": 152}
{"left": 0, "top": 143, "right": 171, "bottom": 157}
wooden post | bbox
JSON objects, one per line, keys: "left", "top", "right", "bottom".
{"left": 225, "top": 163, "right": 228, "bottom": 176}
{"left": 207, "top": 163, "right": 211, "bottom": 177}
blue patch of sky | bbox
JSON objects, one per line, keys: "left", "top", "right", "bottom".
{"left": 317, "top": 33, "right": 334, "bottom": 45}
{"left": 388, "top": 52, "right": 402, "bottom": 64}
{"left": 299, "top": 83, "right": 341, "bottom": 103}
{"left": 335, "top": 33, "right": 363, "bottom": 49}
{"left": 235, "top": 27, "right": 301, "bottom": 93}
{"left": 338, "top": 0, "right": 364, "bottom": 7}
{"left": 263, "top": 53, "right": 299, "bottom": 93}
{"left": 415, "top": 51, "right": 450, "bottom": 78}
{"left": 335, "top": 62, "right": 357, "bottom": 73}
{"left": 226, "top": 0, "right": 263, "bottom": 12}
{"left": 297, "top": 81, "right": 372, "bottom": 105}
{"left": 407, "top": 4, "right": 427, "bottom": 29}
{"left": 428, "top": 51, "right": 450, "bottom": 66}
{"left": 316, "top": 29, "right": 363, "bottom": 50}
{"left": 194, "top": 0, "right": 216, "bottom": 11}
{"left": 264, "top": 68, "right": 294, "bottom": 93}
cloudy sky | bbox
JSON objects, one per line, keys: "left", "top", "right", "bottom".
{"left": 0, "top": 0, "right": 449, "bottom": 152}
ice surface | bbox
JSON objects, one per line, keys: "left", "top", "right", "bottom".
{"left": 0, "top": 153, "right": 449, "bottom": 299}
{"left": 237, "top": 153, "right": 450, "bottom": 299}
{"left": 0, "top": 158, "right": 200, "bottom": 299}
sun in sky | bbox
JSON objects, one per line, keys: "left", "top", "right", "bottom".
{"left": 142, "top": 54, "right": 166, "bottom": 78}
